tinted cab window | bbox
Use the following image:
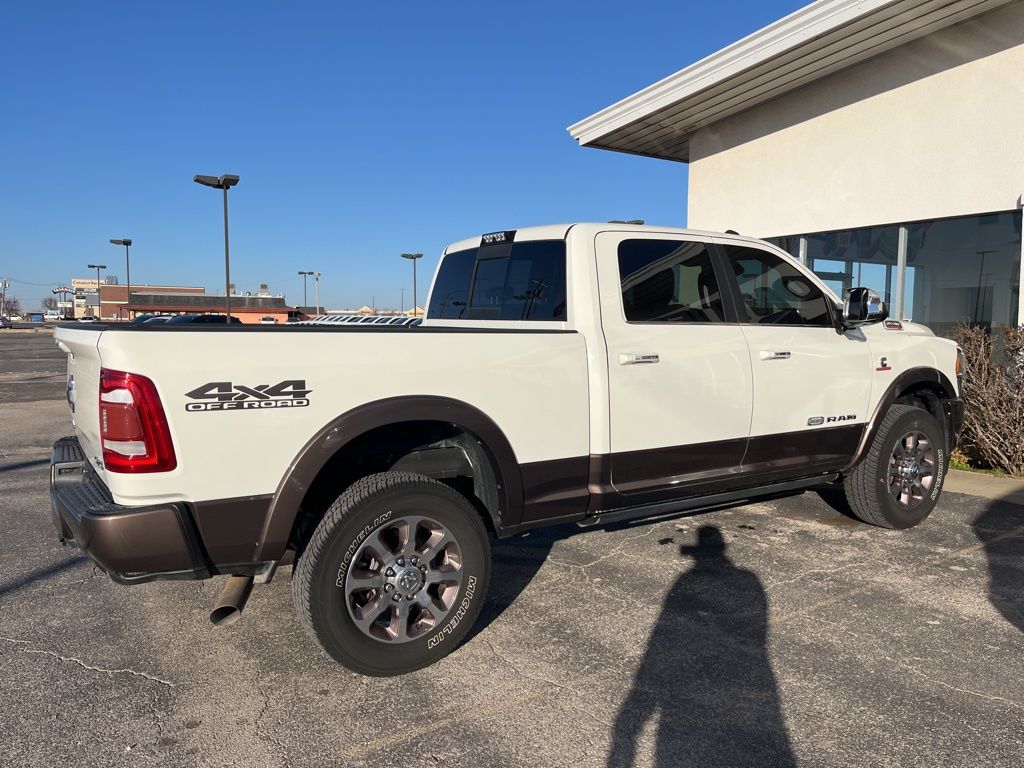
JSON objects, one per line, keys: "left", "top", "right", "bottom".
{"left": 427, "top": 240, "right": 567, "bottom": 321}
{"left": 618, "top": 239, "right": 726, "bottom": 323}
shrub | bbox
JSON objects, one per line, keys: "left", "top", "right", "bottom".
{"left": 951, "top": 323, "right": 1024, "bottom": 477}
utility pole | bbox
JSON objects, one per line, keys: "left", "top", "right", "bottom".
{"left": 1, "top": 278, "right": 8, "bottom": 318}
{"left": 313, "top": 271, "right": 321, "bottom": 313}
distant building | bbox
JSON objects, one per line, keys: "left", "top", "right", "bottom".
{"left": 97, "top": 284, "right": 205, "bottom": 321}
{"left": 70, "top": 279, "right": 198, "bottom": 319}
{"left": 127, "top": 291, "right": 294, "bottom": 324}
{"left": 71, "top": 278, "right": 296, "bottom": 323}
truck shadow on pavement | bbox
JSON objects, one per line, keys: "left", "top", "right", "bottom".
{"left": 606, "top": 525, "right": 797, "bottom": 768}
{"left": 464, "top": 528, "right": 558, "bottom": 645}
{"left": 0, "top": 458, "right": 50, "bottom": 474}
{"left": 973, "top": 500, "right": 1024, "bottom": 633}
{"left": 0, "top": 556, "right": 87, "bottom": 599}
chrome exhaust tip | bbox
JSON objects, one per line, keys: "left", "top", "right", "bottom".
{"left": 209, "top": 574, "right": 254, "bottom": 627}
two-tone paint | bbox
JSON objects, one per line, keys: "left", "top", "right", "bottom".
{"left": 51, "top": 223, "right": 962, "bottom": 581}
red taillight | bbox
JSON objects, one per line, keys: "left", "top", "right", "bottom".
{"left": 99, "top": 368, "right": 177, "bottom": 473}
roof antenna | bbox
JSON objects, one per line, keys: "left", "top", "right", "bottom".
{"left": 725, "top": 229, "right": 740, "bottom": 235}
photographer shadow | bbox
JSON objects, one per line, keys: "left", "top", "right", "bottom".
{"left": 608, "top": 525, "right": 797, "bottom": 768}
{"left": 973, "top": 500, "right": 1024, "bottom": 633}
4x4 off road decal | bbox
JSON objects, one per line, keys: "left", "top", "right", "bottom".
{"left": 184, "top": 380, "right": 311, "bottom": 412}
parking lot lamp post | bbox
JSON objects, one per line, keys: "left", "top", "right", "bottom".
{"left": 401, "top": 253, "right": 423, "bottom": 316}
{"left": 400, "top": 287, "right": 406, "bottom": 315}
{"left": 87, "top": 264, "right": 106, "bottom": 318}
{"left": 193, "top": 174, "right": 240, "bottom": 321}
{"left": 109, "top": 239, "right": 132, "bottom": 320}
{"left": 298, "top": 271, "right": 312, "bottom": 308}
{"left": 313, "top": 271, "right": 321, "bottom": 313}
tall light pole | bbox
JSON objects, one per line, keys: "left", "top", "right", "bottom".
{"left": 313, "top": 271, "right": 321, "bottom": 313}
{"left": 193, "top": 174, "right": 240, "bottom": 320}
{"left": 298, "top": 270, "right": 312, "bottom": 307}
{"left": 400, "top": 287, "right": 406, "bottom": 315}
{"left": 109, "top": 238, "right": 132, "bottom": 320}
{"left": 401, "top": 252, "right": 423, "bottom": 316}
{"left": 87, "top": 264, "right": 106, "bottom": 318}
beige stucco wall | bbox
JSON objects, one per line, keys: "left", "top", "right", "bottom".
{"left": 687, "top": 2, "right": 1024, "bottom": 237}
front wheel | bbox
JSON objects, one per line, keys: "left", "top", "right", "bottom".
{"left": 292, "top": 472, "right": 491, "bottom": 676}
{"left": 841, "top": 404, "right": 947, "bottom": 529}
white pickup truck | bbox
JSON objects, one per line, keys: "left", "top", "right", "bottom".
{"left": 51, "top": 223, "right": 963, "bottom": 675}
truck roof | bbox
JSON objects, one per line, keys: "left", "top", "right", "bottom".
{"left": 443, "top": 222, "right": 775, "bottom": 254}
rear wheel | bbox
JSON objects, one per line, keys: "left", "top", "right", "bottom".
{"left": 841, "top": 404, "right": 947, "bottom": 529}
{"left": 292, "top": 471, "right": 490, "bottom": 676}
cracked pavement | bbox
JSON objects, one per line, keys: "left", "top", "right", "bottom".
{"left": 1, "top": 333, "right": 1022, "bottom": 767}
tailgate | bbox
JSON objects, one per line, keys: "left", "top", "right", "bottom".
{"left": 54, "top": 326, "right": 106, "bottom": 480}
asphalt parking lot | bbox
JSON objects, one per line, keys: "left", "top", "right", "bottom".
{"left": 1, "top": 332, "right": 1022, "bottom": 767}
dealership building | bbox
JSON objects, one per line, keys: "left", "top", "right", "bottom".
{"left": 570, "top": 0, "right": 1024, "bottom": 336}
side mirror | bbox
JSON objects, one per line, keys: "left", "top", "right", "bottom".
{"left": 842, "top": 287, "right": 888, "bottom": 329}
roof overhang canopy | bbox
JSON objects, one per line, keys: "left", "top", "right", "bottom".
{"left": 568, "top": 0, "right": 1013, "bottom": 163}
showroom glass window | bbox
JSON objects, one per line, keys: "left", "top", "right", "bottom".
{"left": 722, "top": 244, "right": 832, "bottom": 326}
{"left": 618, "top": 239, "right": 726, "bottom": 323}
{"left": 766, "top": 236, "right": 801, "bottom": 260}
{"left": 427, "top": 240, "right": 567, "bottom": 321}
{"left": 804, "top": 225, "right": 900, "bottom": 305}
{"left": 902, "top": 210, "right": 1021, "bottom": 336}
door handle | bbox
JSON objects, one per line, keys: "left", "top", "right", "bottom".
{"left": 619, "top": 353, "right": 660, "bottom": 365}
{"left": 758, "top": 350, "right": 792, "bottom": 360}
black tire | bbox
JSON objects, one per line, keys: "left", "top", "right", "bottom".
{"left": 842, "top": 404, "right": 948, "bottom": 529}
{"left": 291, "top": 471, "right": 490, "bottom": 676}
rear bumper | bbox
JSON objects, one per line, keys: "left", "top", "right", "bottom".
{"left": 49, "top": 436, "right": 212, "bottom": 584}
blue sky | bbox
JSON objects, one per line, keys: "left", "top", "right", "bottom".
{"left": 0, "top": 1, "right": 805, "bottom": 311}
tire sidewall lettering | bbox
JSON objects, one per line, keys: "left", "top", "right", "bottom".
{"left": 334, "top": 510, "right": 393, "bottom": 588}
{"left": 426, "top": 574, "right": 478, "bottom": 650}
{"left": 931, "top": 448, "right": 945, "bottom": 500}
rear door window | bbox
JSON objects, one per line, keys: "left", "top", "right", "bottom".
{"left": 618, "top": 239, "right": 727, "bottom": 323}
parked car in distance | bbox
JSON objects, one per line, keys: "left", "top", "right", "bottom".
{"left": 285, "top": 317, "right": 301, "bottom": 324}
{"left": 0, "top": 316, "right": 12, "bottom": 329}
{"left": 165, "top": 314, "right": 243, "bottom": 325}
{"left": 43, "top": 310, "right": 62, "bottom": 322}
{"left": 260, "top": 316, "right": 278, "bottom": 325}
{"left": 78, "top": 316, "right": 98, "bottom": 323}
{"left": 141, "top": 315, "right": 172, "bottom": 324}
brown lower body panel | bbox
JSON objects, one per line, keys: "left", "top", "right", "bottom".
{"left": 192, "top": 495, "right": 273, "bottom": 564}
{"left": 521, "top": 424, "right": 862, "bottom": 521}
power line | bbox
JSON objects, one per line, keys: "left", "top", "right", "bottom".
{"left": 6, "top": 277, "right": 57, "bottom": 287}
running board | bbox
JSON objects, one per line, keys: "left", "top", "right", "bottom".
{"left": 578, "top": 474, "right": 839, "bottom": 528}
